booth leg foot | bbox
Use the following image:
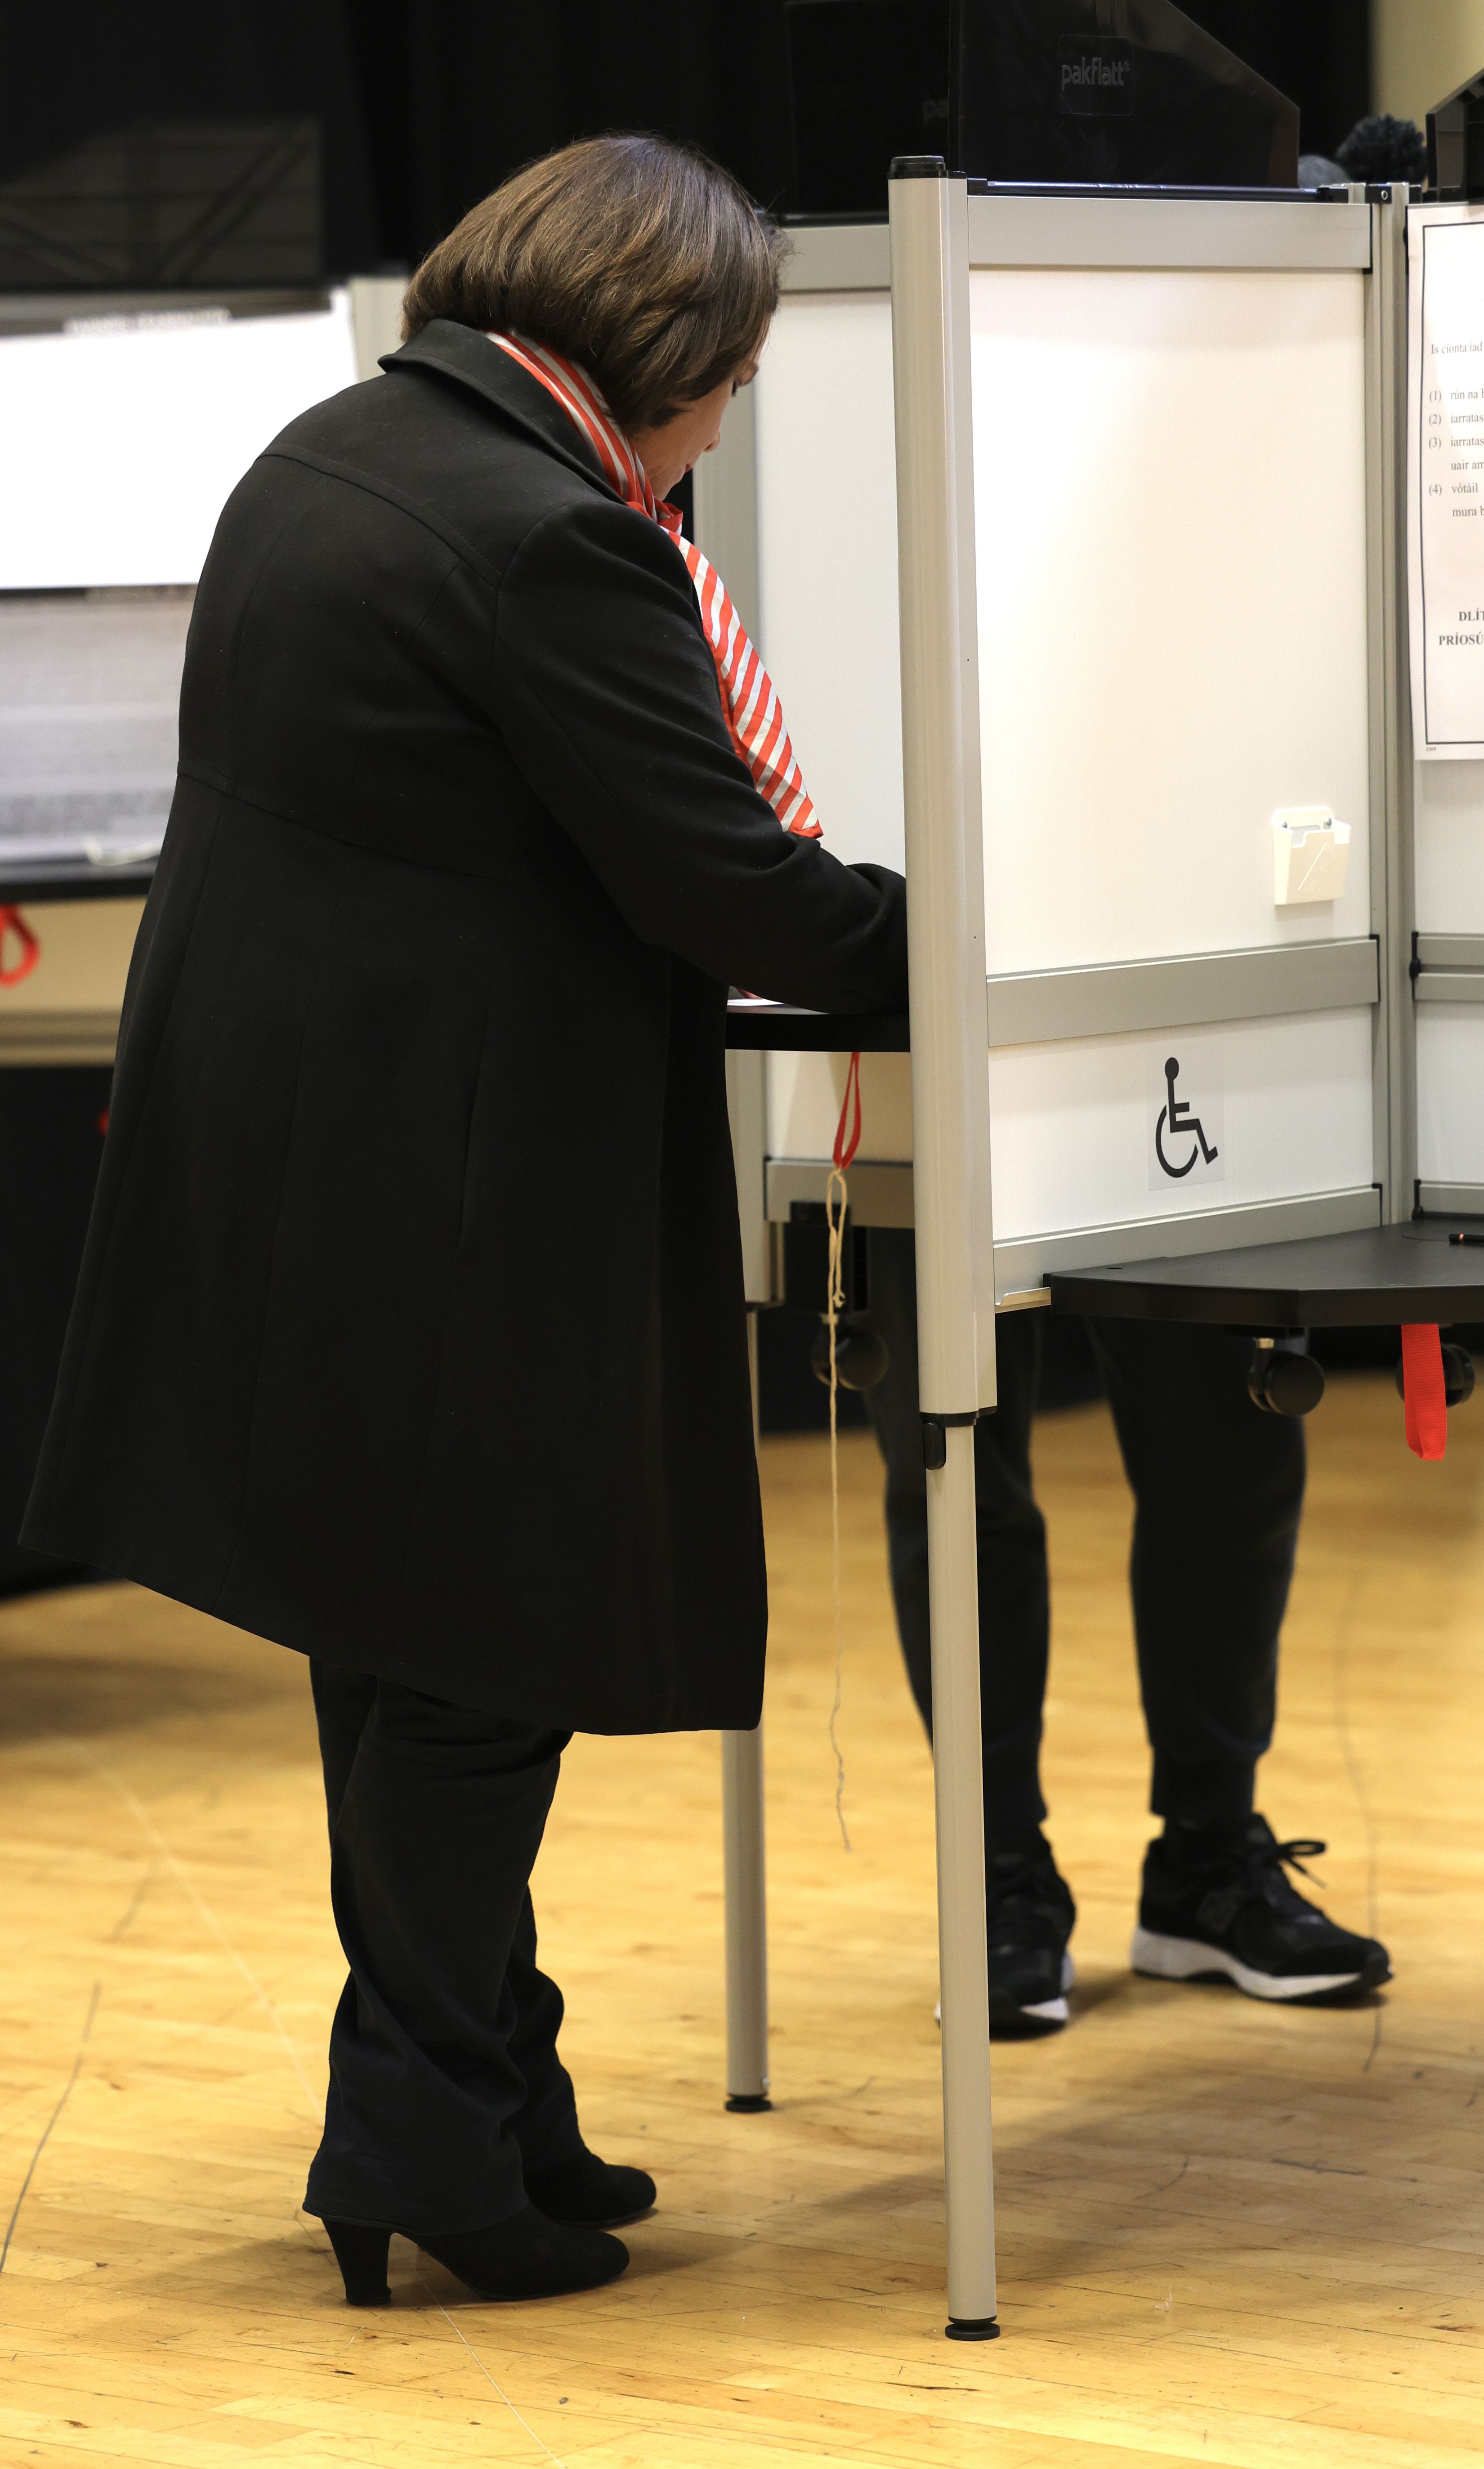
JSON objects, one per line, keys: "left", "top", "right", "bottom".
{"left": 945, "top": 2316, "right": 1001, "bottom": 2343}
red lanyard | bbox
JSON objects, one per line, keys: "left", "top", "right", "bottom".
{"left": 1400, "top": 1324, "right": 1447, "bottom": 1461}
{"left": 832, "top": 1050, "right": 863, "bottom": 1173}
{"left": 0, "top": 906, "right": 40, "bottom": 987}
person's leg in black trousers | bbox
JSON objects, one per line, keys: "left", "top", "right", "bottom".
{"left": 863, "top": 1248, "right": 1388, "bottom": 2020}
{"left": 1085, "top": 1319, "right": 1390, "bottom": 2002}
{"left": 301, "top": 1666, "right": 651, "bottom": 2305}
{"left": 863, "top": 1230, "right": 1075, "bottom": 2031}
{"left": 1084, "top": 1319, "right": 1299, "bottom": 1831}
{"left": 309, "top": 1663, "right": 586, "bottom": 2191}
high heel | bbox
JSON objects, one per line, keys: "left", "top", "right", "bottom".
{"left": 324, "top": 2219, "right": 393, "bottom": 2307}
{"left": 322, "top": 2204, "right": 627, "bottom": 2306}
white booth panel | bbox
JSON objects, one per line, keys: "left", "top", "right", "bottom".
{"left": 764, "top": 1006, "right": 1372, "bottom": 1245}
{"left": 1415, "top": 758, "right": 1484, "bottom": 932}
{"left": 1417, "top": 1011, "right": 1484, "bottom": 1181}
{"left": 987, "top": 1007, "right": 1374, "bottom": 1244}
{"left": 753, "top": 292, "right": 904, "bottom": 872}
{"left": 767, "top": 1048, "right": 912, "bottom": 1163}
{"left": 0, "top": 295, "right": 360, "bottom": 588}
{"left": 971, "top": 267, "right": 1372, "bottom": 975}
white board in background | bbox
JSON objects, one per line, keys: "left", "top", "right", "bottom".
{"left": 0, "top": 587, "right": 192, "bottom": 867}
{"left": 971, "top": 265, "right": 1371, "bottom": 975}
{"left": 753, "top": 291, "right": 904, "bottom": 873}
{"left": 1417, "top": 1010, "right": 1484, "bottom": 1182}
{"left": 1407, "top": 204, "right": 1484, "bottom": 761}
{"left": 0, "top": 293, "right": 359, "bottom": 589}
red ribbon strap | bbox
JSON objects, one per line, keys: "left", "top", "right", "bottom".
{"left": 1400, "top": 1323, "right": 1448, "bottom": 1461}
{"left": 0, "top": 905, "right": 40, "bottom": 988}
{"left": 832, "top": 1051, "right": 863, "bottom": 1173}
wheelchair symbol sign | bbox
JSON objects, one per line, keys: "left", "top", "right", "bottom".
{"left": 1148, "top": 1049, "right": 1225, "bottom": 1191}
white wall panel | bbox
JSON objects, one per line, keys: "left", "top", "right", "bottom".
{"left": 0, "top": 295, "right": 360, "bottom": 588}
{"left": 970, "top": 266, "right": 1372, "bottom": 974}
{"left": 753, "top": 293, "right": 904, "bottom": 871}
{"left": 1417, "top": 1010, "right": 1484, "bottom": 1180}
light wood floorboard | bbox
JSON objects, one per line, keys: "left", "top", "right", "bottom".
{"left": 1, "top": 1367, "right": 1482, "bottom": 2465}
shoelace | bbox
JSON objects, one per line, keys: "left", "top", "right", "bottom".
{"left": 1253, "top": 1836, "right": 1328, "bottom": 1900}
{"left": 1196, "top": 1834, "right": 1328, "bottom": 1935}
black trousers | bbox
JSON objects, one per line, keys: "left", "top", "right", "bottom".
{"left": 863, "top": 1230, "right": 1305, "bottom": 1843}
{"left": 302, "top": 1663, "right": 583, "bottom": 2234}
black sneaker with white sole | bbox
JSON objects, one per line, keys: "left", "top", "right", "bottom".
{"left": 1131, "top": 1814, "right": 1391, "bottom": 2006}
{"left": 985, "top": 1836, "right": 1077, "bottom": 2036}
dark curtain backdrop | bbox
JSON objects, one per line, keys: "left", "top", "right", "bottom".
{"left": 6, "top": 3, "right": 1372, "bottom": 281}
{"left": 344, "top": 1, "right": 795, "bottom": 269}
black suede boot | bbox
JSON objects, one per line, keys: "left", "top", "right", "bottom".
{"left": 525, "top": 2147, "right": 657, "bottom": 2227}
{"left": 323, "top": 2204, "right": 629, "bottom": 2306}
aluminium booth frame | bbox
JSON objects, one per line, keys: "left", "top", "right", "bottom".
{"left": 709, "top": 171, "right": 1421, "bottom": 2339}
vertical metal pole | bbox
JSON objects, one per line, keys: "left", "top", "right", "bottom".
{"left": 890, "top": 158, "right": 999, "bottom": 2341}
{"left": 1378, "top": 183, "right": 1417, "bottom": 1220}
{"left": 721, "top": 1306, "right": 771, "bottom": 2112}
{"left": 721, "top": 1721, "right": 771, "bottom": 2111}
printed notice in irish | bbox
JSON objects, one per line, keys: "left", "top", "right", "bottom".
{"left": 1410, "top": 205, "right": 1484, "bottom": 757}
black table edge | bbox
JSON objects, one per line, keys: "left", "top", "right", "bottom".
{"left": 1046, "top": 1224, "right": 1484, "bottom": 1328}
{"left": 725, "top": 1003, "right": 909, "bottom": 1053}
{"left": 0, "top": 864, "right": 157, "bottom": 904}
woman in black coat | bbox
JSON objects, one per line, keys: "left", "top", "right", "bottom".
{"left": 24, "top": 137, "right": 907, "bottom": 2303}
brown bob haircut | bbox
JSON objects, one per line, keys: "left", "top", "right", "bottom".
{"left": 401, "top": 135, "right": 787, "bottom": 434}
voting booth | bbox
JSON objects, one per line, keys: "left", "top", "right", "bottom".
{"left": 0, "top": 278, "right": 403, "bottom": 1056}
{"left": 703, "top": 142, "right": 1484, "bottom": 2335}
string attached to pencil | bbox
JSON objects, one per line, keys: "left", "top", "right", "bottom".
{"left": 825, "top": 1050, "right": 863, "bottom": 1852}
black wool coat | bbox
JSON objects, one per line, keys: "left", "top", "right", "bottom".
{"left": 22, "top": 321, "right": 907, "bottom": 1732}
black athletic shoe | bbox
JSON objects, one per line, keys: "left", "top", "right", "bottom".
{"left": 984, "top": 1836, "right": 1077, "bottom": 2036}
{"left": 1131, "top": 1815, "right": 1391, "bottom": 2006}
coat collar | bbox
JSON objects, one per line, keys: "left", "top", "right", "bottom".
{"left": 382, "top": 320, "right": 618, "bottom": 501}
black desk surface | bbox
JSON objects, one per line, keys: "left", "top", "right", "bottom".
{"left": 0, "top": 864, "right": 156, "bottom": 904}
{"left": 1048, "top": 1222, "right": 1484, "bottom": 1328}
{"left": 724, "top": 1000, "right": 910, "bottom": 1052}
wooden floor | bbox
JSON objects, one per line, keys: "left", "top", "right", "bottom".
{"left": 3, "top": 1369, "right": 1484, "bottom": 2467}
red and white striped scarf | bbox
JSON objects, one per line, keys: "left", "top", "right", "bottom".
{"left": 487, "top": 330, "right": 820, "bottom": 838}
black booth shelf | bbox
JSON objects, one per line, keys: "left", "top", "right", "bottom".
{"left": 1048, "top": 1222, "right": 1484, "bottom": 1328}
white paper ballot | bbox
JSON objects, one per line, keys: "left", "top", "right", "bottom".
{"left": 1408, "top": 204, "right": 1484, "bottom": 759}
